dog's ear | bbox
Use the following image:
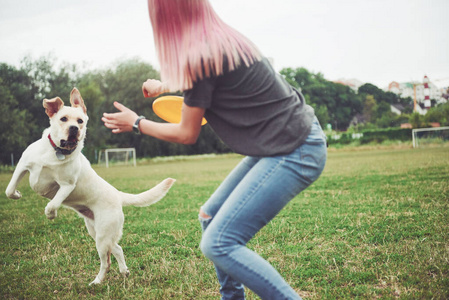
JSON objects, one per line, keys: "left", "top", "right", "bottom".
{"left": 43, "top": 97, "right": 64, "bottom": 118}
{"left": 70, "top": 88, "right": 87, "bottom": 114}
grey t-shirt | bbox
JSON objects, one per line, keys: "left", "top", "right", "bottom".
{"left": 183, "top": 57, "right": 315, "bottom": 156}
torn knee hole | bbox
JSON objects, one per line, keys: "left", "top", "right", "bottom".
{"left": 199, "top": 208, "right": 212, "bottom": 220}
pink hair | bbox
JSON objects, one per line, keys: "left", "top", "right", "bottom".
{"left": 148, "top": 0, "right": 262, "bottom": 91}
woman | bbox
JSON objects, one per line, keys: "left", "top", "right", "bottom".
{"left": 102, "top": 0, "right": 327, "bottom": 299}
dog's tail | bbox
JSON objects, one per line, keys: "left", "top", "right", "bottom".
{"left": 121, "top": 178, "right": 176, "bottom": 207}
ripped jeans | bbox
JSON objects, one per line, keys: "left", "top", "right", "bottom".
{"left": 199, "top": 118, "right": 327, "bottom": 300}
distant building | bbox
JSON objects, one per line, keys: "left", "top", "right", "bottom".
{"left": 390, "top": 103, "right": 405, "bottom": 115}
{"left": 390, "top": 102, "right": 426, "bottom": 115}
{"left": 386, "top": 77, "right": 446, "bottom": 110}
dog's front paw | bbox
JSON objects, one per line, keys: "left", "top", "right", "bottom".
{"left": 6, "top": 190, "right": 22, "bottom": 199}
{"left": 45, "top": 203, "right": 58, "bottom": 220}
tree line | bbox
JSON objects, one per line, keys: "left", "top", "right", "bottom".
{"left": 1, "top": 55, "right": 448, "bottom": 165}
{"left": 280, "top": 67, "right": 449, "bottom": 131}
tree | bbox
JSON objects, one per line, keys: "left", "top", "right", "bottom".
{"left": 310, "top": 103, "right": 330, "bottom": 127}
{"left": 376, "top": 112, "right": 403, "bottom": 128}
{"left": 409, "top": 112, "right": 427, "bottom": 128}
{"left": 363, "top": 95, "right": 377, "bottom": 123}
{"left": 0, "top": 79, "right": 32, "bottom": 165}
{"left": 425, "top": 102, "right": 449, "bottom": 126}
{"left": 0, "top": 63, "right": 38, "bottom": 164}
{"left": 376, "top": 101, "right": 391, "bottom": 119}
{"left": 280, "top": 67, "right": 363, "bottom": 130}
{"left": 98, "top": 58, "right": 166, "bottom": 157}
{"left": 74, "top": 78, "right": 107, "bottom": 162}
{"left": 18, "top": 55, "right": 82, "bottom": 140}
{"left": 359, "top": 83, "right": 384, "bottom": 102}
{"left": 281, "top": 67, "right": 314, "bottom": 89}
{"left": 0, "top": 63, "right": 36, "bottom": 111}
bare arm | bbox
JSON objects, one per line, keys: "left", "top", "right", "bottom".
{"left": 102, "top": 101, "right": 205, "bottom": 145}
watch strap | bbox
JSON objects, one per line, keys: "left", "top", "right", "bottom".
{"left": 133, "top": 116, "right": 146, "bottom": 134}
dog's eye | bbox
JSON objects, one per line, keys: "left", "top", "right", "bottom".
{"left": 77, "top": 119, "right": 84, "bottom": 124}
{"left": 60, "top": 117, "right": 68, "bottom": 122}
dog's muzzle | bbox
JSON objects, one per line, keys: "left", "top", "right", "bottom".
{"left": 60, "top": 126, "right": 79, "bottom": 149}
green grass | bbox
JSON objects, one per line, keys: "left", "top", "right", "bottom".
{"left": 1, "top": 147, "right": 448, "bottom": 299}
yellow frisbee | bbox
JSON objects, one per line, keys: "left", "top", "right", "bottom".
{"left": 152, "top": 96, "right": 207, "bottom": 125}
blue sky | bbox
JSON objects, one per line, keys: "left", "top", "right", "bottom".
{"left": 1, "top": 0, "right": 448, "bottom": 88}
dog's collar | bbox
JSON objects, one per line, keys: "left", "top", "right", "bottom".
{"left": 48, "top": 134, "right": 76, "bottom": 160}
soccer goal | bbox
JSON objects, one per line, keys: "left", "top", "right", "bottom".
{"left": 412, "top": 127, "right": 449, "bottom": 148}
{"left": 98, "top": 148, "right": 136, "bottom": 167}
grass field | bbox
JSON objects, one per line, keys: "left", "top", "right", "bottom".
{"left": 1, "top": 146, "right": 448, "bottom": 299}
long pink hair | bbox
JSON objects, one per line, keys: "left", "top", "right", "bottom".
{"left": 148, "top": 0, "right": 262, "bottom": 91}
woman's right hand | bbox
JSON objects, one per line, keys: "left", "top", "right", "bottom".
{"left": 102, "top": 102, "right": 139, "bottom": 134}
{"left": 142, "top": 79, "right": 169, "bottom": 98}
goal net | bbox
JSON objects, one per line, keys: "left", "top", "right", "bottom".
{"left": 98, "top": 148, "right": 136, "bottom": 167}
{"left": 412, "top": 127, "right": 449, "bottom": 148}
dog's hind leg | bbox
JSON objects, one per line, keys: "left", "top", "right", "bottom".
{"left": 90, "top": 213, "right": 126, "bottom": 285}
{"left": 84, "top": 218, "right": 112, "bottom": 285}
{"left": 86, "top": 219, "right": 129, "bottom": 277}
{"left": 90, "top": 236, "right": 113, "bottom": 285}
{"left": 109, "top": 212, "right": 129, "bottom": 276}
{"left": 112, "top": 244, "right": 129, "bottom": 276}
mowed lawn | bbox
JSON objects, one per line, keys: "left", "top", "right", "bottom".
{"left": 0, "top": 147, "right": 448, "bottom": 299}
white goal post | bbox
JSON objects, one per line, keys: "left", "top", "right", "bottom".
{"left": 98, "top": 148, "right": 136, "bottom": 168}
{"left": 412, "top": 126, "right": 449, "bottom": 148}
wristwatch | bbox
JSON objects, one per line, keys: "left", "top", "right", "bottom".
{"left": 133, "top": 116, "right": 146, "bottom": 134}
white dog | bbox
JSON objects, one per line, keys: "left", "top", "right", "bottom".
{"left": 5, "top": 88, "right": 175, "bottom": 285}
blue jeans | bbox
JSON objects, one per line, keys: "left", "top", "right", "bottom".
{"left": 199, "top": 118, "right": 327, "bottom": 300}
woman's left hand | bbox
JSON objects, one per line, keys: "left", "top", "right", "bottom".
{"left": 142, "top": 79, "right": 169, "bottom": 98}
{"left": 102, "top": 102, "right": 139, "bottom": 134}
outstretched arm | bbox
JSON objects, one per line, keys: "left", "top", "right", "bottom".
{"left": 102, "top": 101, "right": 205, "bottom": 145}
